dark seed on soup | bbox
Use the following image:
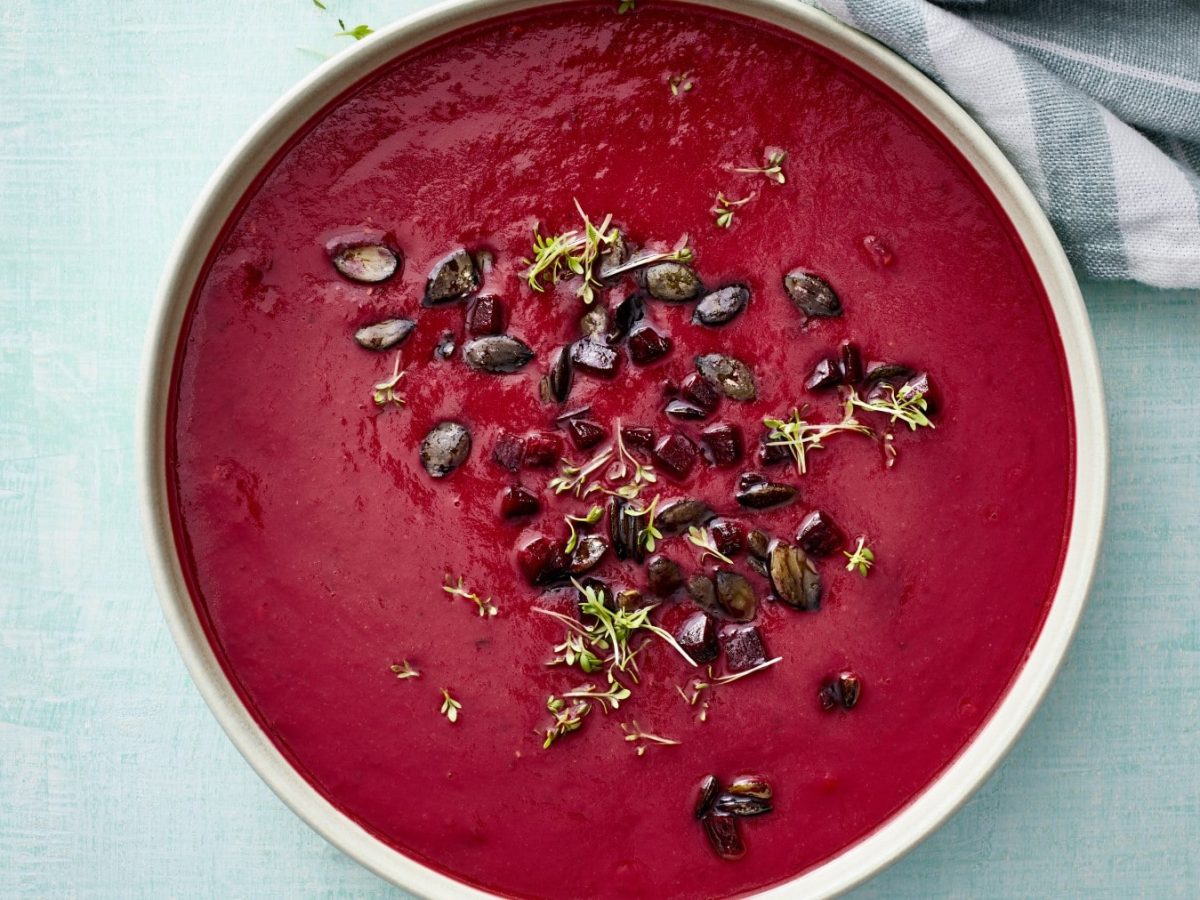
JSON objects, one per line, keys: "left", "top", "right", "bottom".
{"left": 614, "top": 588, "right": 645, "bottom": 611}
{"left": 713, "top": 792, "right": 773, "bottom": 817}
{"left": 610, "top": 292, "right": 646, "bottom": 341}
{"left": 727, "top": 776, "right": 773, "bottom": 800}
{"left": 642, "top": 262, "right": 703, "bottom": 302}
{"left": 466, "top": 295, "right": 505, "bottom": 336}
{"left": 735, "top": 476, "right": 798, "bottom": 509}
{"left": 702, "top": 814, "right": 746, "bottom": 860}
{"left": 597, "top": 230, "right": 630, "bottom": 280}
{"left": 864, "top": 360, "right": 913, "bottom": 384}
{"left": 747, "top": 556, "right": 769, "bottom": 577}
{"left": 693, "top": 284, "right": 749, "bottom": 326}
{"left": 715, "top": 570, "right": 757, "bottom": 621}
{"left": 499, "top": 485, "right": 540, "bottom": 519}
{"left": 747, "top": 530, "right": 771, "bottom": 559}
{"left": 680, "top": 372, "right": 721, "bottom": 413}
{"left": 627, "top": 321, "right": 673, "bottom": 365}
{"left": 570, "top": 339, "right": 620, "bottom": 378}
{"left": 425, "top": 248, "right": 481, "bottom": 304}
{"left": 608, "top": 496, "right": 645, "bottom": 563}
{"left": 522, "top": 432, "right": 562, "bottom": 468}
{"left": 675, "top": 610, "right": 718, "bottom": 663}
{"left": 768, "top": 542, "right": 822, "bottom": 610}
{"left": 695, "top": 774, "right": 721, "bottom": 819}
{"left": 420, "top": 421, "right": 471, "bottom": 478}
{"left": 658, "top": 497, "right": 714, "bottom": 533}
{"left": 433, "top": 331, "right": 456, "bottom": 360}
{"left": 654, "top": 432, "right": 699, "bottom": 478}
{"left": 796, "top": 510, "right": 845, "bottom": 557}
{"left": 541, "top": 345, "right": 574, "bottom": 404}
{"left": 567, "top": 418, "right": 607, "bottom": 451}
{"left": 569, "top": 535, "right": 608, "bottom": 574}
{"left": 463, "top": 335, "right": 535, "bottom": 373}
{"left": 710, "top": 518, "right": 745, "bottom": 557}
{"left": 805, "top": 357, "right": 841, "bottom": 392}
{"left": 665, "top": 399, "right": 710, "bottom": 421}
{"left": 696, "top": 353, "right": 757, "bottom": 401}
{"left": 782, "top": 269, "right": 842, "bottom": 318}
{"left": 354, "top": 318, "right": 415, "bottom": 351}
{"left": 686, "top": 573, "right": 719, "bottom": 614}
{"left": 702, "top": 422, "right": 743, "bottom": 467}
{"left": 579, "top": 304, "right": 610, "bottom": 340}
{"left": 330, "top": 241, "right": 402, "bottom": 284}
{"left": 721, "top": 624, "right": 769, "bottom": 672}
{"left": 819, "top": 671, "right": 863, "bottom": 710}
{"left": 839, "top": 341, "right": 863, "bottom": 385}
{"left": 646, "top": 554, "right": 684, "bottom": 596}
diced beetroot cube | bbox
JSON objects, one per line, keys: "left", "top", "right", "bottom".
{"left": 620, "top": 425, "right": 655, "bottom": 454}
{"left": 654, "top": 432, "right": 698, "bottom": 479}
{"left": 701, "top": 422, "right": 743, "bottom": 467}
{"left": 680, "top": 372, "right": 720, "bottom": 412}
{"left": 674, "top": 611, "right": 718, "bottom": 664}
{"left": 523, "top": 432, "right": 562, "bottom": 468}
{"left": 703, "top": 815, "right": 746, "bottom": 861}
{"left": 517, "top": 535, "right": 569, "bottom": 586}
{"left": 758, "top": 436, "right": 790, "bottom": 466}
{"left": 466, "top": 295, "right": 504, "bottom": 336}
{"left": 500, "top": 485, "right": 540, "bottom": 519}
{"left": 796, "top": 509, "right": 845, "bottom": 557}
{"left": 720, "top": 625, "right": 769, "bottom": 672}
{"left": 491, "top": 433, "right": 525, "bottom": 472}
{"left": 665, "top": 399, "right": 709, "bottom": 420}
{"left": 626, "top": 321, "right": 673, "bottom": 365}
{"left": 710, "top": 517, "right": 745, "bottom": 557}
{"left": 861, "top": 234, "right": 894, "bottom": 268}
{"left": 839, "top": 341, "right": 863, "bottom": 385}
{"left": 570, "top": 339, "right": 620, "bottom": 378}
{"left": 805, "top": 357, "right": 840, "bottom": 391}
{"left": 567, "top": 418, "right": 607, "bottom": 450}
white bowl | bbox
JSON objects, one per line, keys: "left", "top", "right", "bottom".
{"left": 138, "top": 0, "right": 1108, "bottom": 895}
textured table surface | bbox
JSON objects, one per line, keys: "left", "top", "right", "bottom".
{"left": 2, "top": 1, "right": 1197, "bottom": 897}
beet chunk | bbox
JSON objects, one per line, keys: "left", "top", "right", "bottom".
{"left": 702, "top": 815, "right": 746, "bottom": 861}
{"left": 523, "top": 432, "right": 562, "bottom": 468}
{"left": 654, "top": 432, "right": 699, "bottom": 479}
{"left": 500, "top": 485, "right": 540, "bottom": 519}
{"left": 710, "top": 518, "right": 745, "bottom": 557}
{"left": 680, "top": 372, "right": 720, "bottom": 412}
{"left": 646, "top": 555, "right": 684, "bottom": 596}
{"left": 567, "top": 419, "right": 607, "bottom": 451}
{"left": 517, "top": 536, "right": 569, "bottom": 586}
{"left": 805, "top": 357, "right": 840, "bottom": 391}
{"left": 620, "top": 425, "right": 655, "bottom": 454}
{"left": 702, "top": 422, "right": 743, "bottom": 467}
{"left": 674, "top": 611, "right": 719, "bottom": 664}
{"left": 796, "top": 510, "right": 845, "bottom": 557}
{"left": 466, "top": 295, "right": 504, "bottom": 336}
{"left": 664, "top": 399, "right": 709, "bottom": 420}
{"left": 627, "top": 322, "right": 673, "bottom": 365}
{"left": 839, "top": 341, "right": 863, "bottom": 384}
{"left": 491, "top": 433, "right": 525, "bottom": 472}
{"left": 720, "top": 625, "right": 769, "bottom": 672}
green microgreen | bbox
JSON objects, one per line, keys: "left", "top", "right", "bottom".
{"left": 617, "top": 0, "right": 636, "bottom": 12}
{"left": 439, "top": 689, "right": 462, "bottom": 723}
{"left": 597, "top": 239, "right": 694, "bottom": 280}
{"left": 847, "top": 384, "right": 935, "bottom": 431}
{"left": 522, "top": 199, "right": 617, "bottom": 305}
{"left": 371, "top": 354, "right": 406, "bottom": 408}
{"left": 669, "top": 71, "right": 694, "bottom": 96}
{"left": 549, "top": 447, "right": 614, "bottom": 497}
{"left": 389, "top": 659, "right": 420, "bottom": 680}
{"left": 564, "top": 505, "right": 605, "bottom": 554}
{"left": 625, "top": 494, "right": 663, "bottom": 552}
{"left": 763, "top": 405, "right": 874, "bottom": 476}
{"left": 713, "top": 656, "right": 783, "bottom": 685}
{"left": 621, "top": 720, "right": 681, "bottom": 756}
{"left": 686, "top": 525, "right": 734, "bottom": 565}
{"left": 711, "top": 191, "right": 753, "bottom": 229}
{"left": 604, "top": 420, "right": 657, "bottom": 494}
{"left": 844, "top": 536, "right": 875, "bottom": 576}
{"left": 442, "top": 574, "right": 498, "bottom": 618}
{"left": 561, "top": 680, "right": 633, "bottom": 711}
{"left": 335, "top": 19, "right": 374, "bottom": 40}
{"left": 543, "top": 695, "right": 591, "bottom": 748}
{"left": 312, "top": 0, "right": 326, "bottom": 8}
{"left": 734, "top": 149, "right": 788, "bottom": 185}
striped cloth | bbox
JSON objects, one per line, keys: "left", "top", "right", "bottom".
{"left": 810, "top": 0, "right": 1200, "bottom": 288}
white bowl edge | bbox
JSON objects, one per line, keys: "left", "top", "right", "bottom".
{"left": 136, "top": 1, "right": 1109, "bottom": 897}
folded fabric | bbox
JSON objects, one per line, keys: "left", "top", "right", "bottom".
{"left": 809, "top": 0, "right": 1200, "bottom": 288}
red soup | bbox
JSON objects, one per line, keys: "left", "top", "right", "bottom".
{"left": 169, "top": 2, "right": 1073, "bottom": 897}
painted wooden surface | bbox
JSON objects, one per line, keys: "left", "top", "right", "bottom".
{"left": 1, "top": 1, "right": 1196, "bottom": 896}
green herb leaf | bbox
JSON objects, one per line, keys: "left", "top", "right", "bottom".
{"left": 389, "top": 659, "right": 419, "bottom": 680}
{"left": 443, "top": 574, "right": 499, "bottom": 617}
{"left": 439, "top": 688, "right": 462, "bottom": 723}
{"left": 686, "top": 525, "right": 734, "bottom": 565}
{"left": 371, "top": 353, "right": 407, "bottom": 408}
{"left": 734, "top": 149, "right": 788, "bottom": 185}
{"left": 335, "top": 22, "right": 374, "bottom": 40}
{"left": 843, "top": 536, "right": 875, "bottom": 576}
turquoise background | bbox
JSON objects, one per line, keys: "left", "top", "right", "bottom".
{"left": 2, "top": 1, "right": 1197, "bottom": 896}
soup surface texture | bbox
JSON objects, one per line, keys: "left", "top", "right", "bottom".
{"left": 170, "top": 3, "right": 1074, "bottom": 897}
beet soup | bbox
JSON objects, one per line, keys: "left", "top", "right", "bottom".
{"left": 167, "top": 2, "right": 1074, "bottom": 897}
